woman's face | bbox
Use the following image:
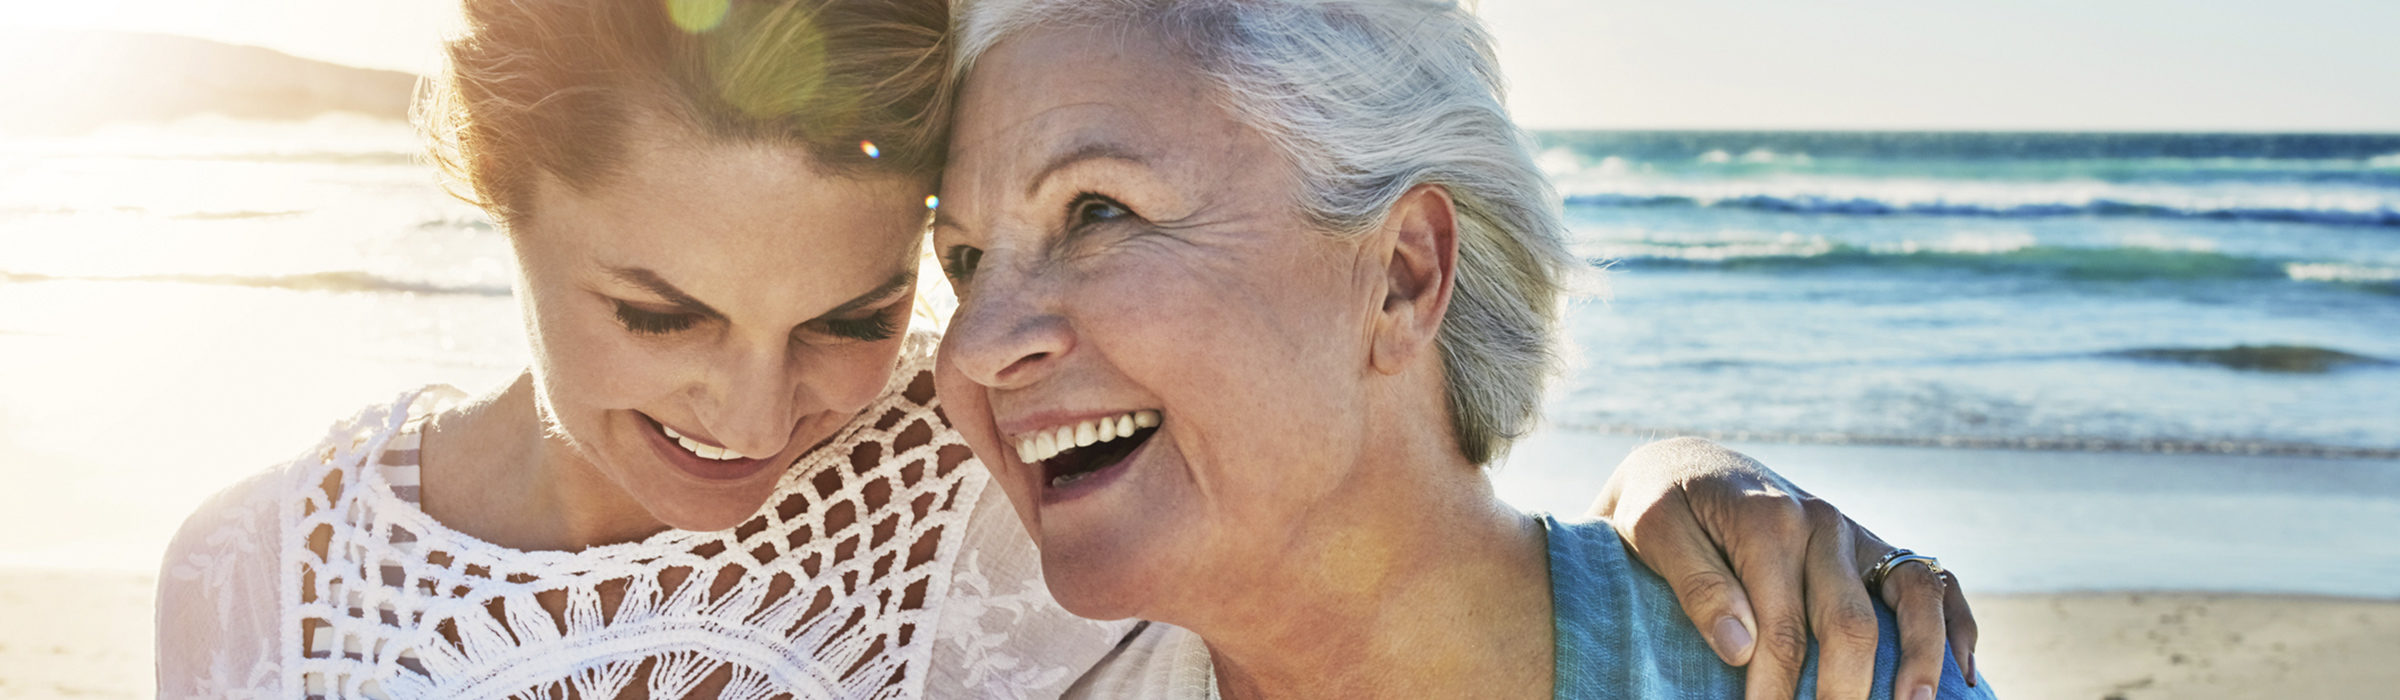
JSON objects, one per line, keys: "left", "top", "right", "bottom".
{"left": 934, "top": 26, "right": 1387, "bottom": 619}
{"left": 512, "top": 123, "right": 928, "bottom": 532}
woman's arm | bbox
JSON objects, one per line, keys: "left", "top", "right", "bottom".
{"left": 156, "top": 468, "right": 289, "bottom": 698}
{"left": 1596, "top": 437, "right": 1977, "bottom": 700}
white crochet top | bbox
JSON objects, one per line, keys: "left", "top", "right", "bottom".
{"left": 156, "top": 335, "right": 1132, "bottom": 698}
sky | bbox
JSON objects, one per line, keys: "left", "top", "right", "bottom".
{"left": 10, "top": 0, "right": 2399, "bottom": 132}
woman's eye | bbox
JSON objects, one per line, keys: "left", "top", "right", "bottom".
{"left": 813, "top": 304, "right": 906, "bottom": 342}
{"left": 941, "top": 245, "right": 983, "bottom": 285}
{"left": 614, "top": 301, "right": 699, "bottom": 335}
{"left": 1070, "top": 193, "right": 1132, "bottom": 228}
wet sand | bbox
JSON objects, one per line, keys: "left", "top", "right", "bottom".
{"left": 1970, "top": 592, "right": 2400, "bottom": 699}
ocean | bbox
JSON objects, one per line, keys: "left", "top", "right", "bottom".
{"left": 1537, "top": 130, "right": 2400, "bottom": 458}
{"left": 3, "top": 118, "right": 2396, "bottom": 594}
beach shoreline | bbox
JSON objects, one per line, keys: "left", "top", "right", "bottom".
{"left": 1497, "top": 429, "right": 2400, "bottom": 599}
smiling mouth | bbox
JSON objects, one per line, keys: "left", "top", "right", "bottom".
{"left": 636, "top": 412, "right": 780, "bottom": 482}
{"left": 1016, "top": 410, "right": 1160, "bottom": 488}
{"left": 655, "top": 421, "right": 759, "bottom": 461}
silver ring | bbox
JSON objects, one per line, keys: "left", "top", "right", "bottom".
{"left": 1864, "top": 548, "right": 1945, "bottom": 592}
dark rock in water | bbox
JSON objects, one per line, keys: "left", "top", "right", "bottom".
{"left": 2111, "top": 345, "right": 2394, "bottom": 373}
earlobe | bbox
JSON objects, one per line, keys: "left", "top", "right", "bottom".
{"left": 1369, "top": 184, "right": 1459, "bottom": 375}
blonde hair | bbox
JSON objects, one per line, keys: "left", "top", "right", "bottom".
{"left": 420, "top": 0, "right": 953, "bottom": 228}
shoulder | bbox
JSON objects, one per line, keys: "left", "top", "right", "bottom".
{"left": 921, "top": 473, "right": 1141, "bottom": 697}
{"left": 153, "top": 388, "right": 450, "bottom": 697}
{"left": 1061, "top": 622, "right": 1214, "bottom": 700}
{"left": 155, "top": 462, "right": 291, "bottom": 697}
{"left": 1540, "top": 515, "right": 1994, "bottom": 699}
{"left": 1544, "top": 514, "right": 1752, "bottom": 695}
{"left": 156, "top": 387, "right": 458, "bottom": 627}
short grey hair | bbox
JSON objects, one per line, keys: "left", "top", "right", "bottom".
{"left": 956, "top": 0, "right": 1577, "bottom": 464}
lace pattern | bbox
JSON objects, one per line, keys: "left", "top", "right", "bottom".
{"left": 158, "top": 333, "right": 1136, "bottom": 698}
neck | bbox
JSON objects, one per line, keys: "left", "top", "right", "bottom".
{"left": 1186, "top": 421, "right": 1555, "bottom": 699}
{"left": 419, "top": 371, "right": 672, "bottom": 550}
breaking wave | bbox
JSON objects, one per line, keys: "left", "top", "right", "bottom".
{"left": 1565, "top": 186, "right": 2400, "bottom": 228}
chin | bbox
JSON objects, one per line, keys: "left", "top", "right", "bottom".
{"left": 1032, "top": 527, "right": 1172, "bottom": 622}
{"left": 1039, "top": 558, "right": 1147, "bottom": 622}
{"left": 589, "top": 439, "right": 786, "bottom": 535}
{"left": 634, "top": 464, "right": 792, "bottom": 533}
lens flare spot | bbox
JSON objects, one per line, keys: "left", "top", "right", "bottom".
{"left": 860, "top": 140, "right": 880, "bottom": 159}
{"left": 666, "top": 0, "right": 732, "bottom": 33}
{"left": 924, "top": 195, "right": 939, "bottom": 210}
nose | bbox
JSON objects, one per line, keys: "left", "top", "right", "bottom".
{"left": 694, "top": 338, "right": 800, "bottom": 459}
{"left": 941, "top": 261, "right": 1074, "bottom": 392}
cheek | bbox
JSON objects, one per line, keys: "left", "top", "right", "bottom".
{"left": 932, "top": 340, "right": 1007, "bottom": 473}
{"left": 520, "top": 290, "right": 681, "bottom": 422}
{"left": 1083, "top": 253, "right": 1366, "bottom": 498}
{"left": 933, "top": 340, "right": 1044, "bottom": 525}
{"left": 805, "top": 339, "right": 910, "bottom": 414}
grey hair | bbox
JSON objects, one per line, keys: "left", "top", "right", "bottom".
{"left": 956, "top": 0, "right": 1577, "bottom": 465}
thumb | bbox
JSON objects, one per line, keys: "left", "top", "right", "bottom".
{"left": 1614, "top": 495, "right": 1761, "bottom": 666}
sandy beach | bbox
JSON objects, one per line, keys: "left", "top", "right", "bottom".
{"left": 7, "top": 567, "right": 2395, "bottom": 699}
{"left": 1970, "top": 592, "right": 2400, "bottom": 699}
{"left": 0, "top": 569, "right": 153, "bottom": 700}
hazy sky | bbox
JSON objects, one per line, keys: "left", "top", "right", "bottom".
{"left": 14, "top": 0, "right": 2400, "bottom": 131}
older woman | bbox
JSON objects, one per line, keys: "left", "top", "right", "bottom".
{"left": 932, "top": 0, "right": 1990, "bottom": 698}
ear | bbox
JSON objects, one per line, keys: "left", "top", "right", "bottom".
{"left": 1369, "top": 184, "right": 1460, "bottom": 375}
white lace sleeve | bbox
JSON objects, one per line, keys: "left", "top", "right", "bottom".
{"left": 922, "top": 475, "right": 1138, "bottom": 698}
{"left": 156, "top": 465, "right": 293, "bottom": 699}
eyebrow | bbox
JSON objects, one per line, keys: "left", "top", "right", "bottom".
{"left": 610, "top": 267, "right": 916, "bottom": 322}
{"left": 1027, "top": 141, "right": 1148, "bottom": 198}
{"left": 608, "top": 266, "right": 726, "bottom": 321}
{"left": 823, "top": 270, "right": 917, "bottom": 317}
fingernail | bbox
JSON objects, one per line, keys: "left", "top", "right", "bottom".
{"left": 1911, "top": 685, "right": 1933, "bottom": 700}
{"left": 1966, "top": 653, "right": 1978, "bottom": 687}
{"left": 1711, "top": 616, "right": 1753, "bottom": 660}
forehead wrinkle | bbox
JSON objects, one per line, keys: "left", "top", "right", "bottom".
{"left": 1026, "top": 140, "right": 1152, "bottom": 199}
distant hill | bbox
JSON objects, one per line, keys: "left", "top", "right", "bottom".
{"left": 0, "top": 31, "right": 420, "bottom": 135}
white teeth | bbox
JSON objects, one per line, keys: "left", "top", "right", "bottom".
{"left": 1013, "top": 410, "right": 1163, "bottom": 465}
{"left": 659, "top": 422, "right": 749, "bottom": 461}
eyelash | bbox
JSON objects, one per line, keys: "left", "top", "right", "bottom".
{"left": 816, "top": 305, "right": 905, "bottom": 342}
{"left": 614, "top": 300, "right": 902, "bottom": 342}
{"left": 938, "top": 193, "right": 1133, "bottom": 289}
{"left": 614, "top": 301, "right": 699, "bottom": 335}
{"left": 1069, "top": 192, "right": 1133, "bottom": 228}
{"left": 941, "top": 246, "right": 982, "bottom": 285}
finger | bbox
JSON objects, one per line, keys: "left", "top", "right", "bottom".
{"left": 1618, "top": 488, "right": 1760, "bottom": 666}
{"left": 1941, "top": 571, "right": 1981, "bottom": 686}
{"left": 1726, "top": 505, "right": 1810, "bottom": 700}
{"left": 1801, "top": 502, "right": 1877, "bottom": 700}
{"left": 1882, "top": 562, "right": 1950, "bottom": 700}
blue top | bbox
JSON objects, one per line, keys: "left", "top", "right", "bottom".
{"left": 1545, "top": 515, "right": 1994, "bottom": 699}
